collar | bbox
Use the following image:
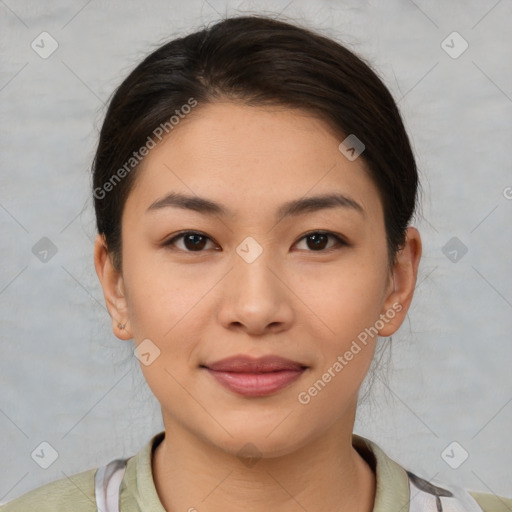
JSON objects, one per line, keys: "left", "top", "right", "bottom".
{"left": 122, "top": 430, "right": 411, "bottom": 512}
{"left": 352, "top": 433, "right": 411, "bottom": 511}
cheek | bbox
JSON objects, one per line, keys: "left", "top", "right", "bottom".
{"left": 123, "top": 265, "right": 208, "bottom": 399}
{"left": 294, "top": 258, "right": 388, "bottom": 340}
{"left": 122, "top": 241, "right": 212, "bottom": 339}
{"left": 121, "top": 252, "right": 223, "bottom": 397}
{"left": 291, "top": 256, "right": 388, "bottom": 401}
{"left": 293, "top": 267, "right": 384, "bottom": 419}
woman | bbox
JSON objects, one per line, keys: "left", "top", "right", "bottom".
{"left": 2, "top": 14, "right": 510, "bottom": 512}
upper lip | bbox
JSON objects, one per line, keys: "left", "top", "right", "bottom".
{"left": 202, "top": 355, "right": 307, "bottom": 373}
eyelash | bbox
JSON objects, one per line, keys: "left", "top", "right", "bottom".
{"left": 162, "top": 230, "right": 348, "bottom": 253}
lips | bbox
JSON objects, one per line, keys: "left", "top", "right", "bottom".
{"left": 203, "top": 354, "right": 307, "bottom": 373}
{"left": 201, "top": 355, "right": 308, "bottom": 397}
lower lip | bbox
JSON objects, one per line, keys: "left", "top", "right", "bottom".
{"left": 205, "top": 368, "right": 306, "bottom": 397}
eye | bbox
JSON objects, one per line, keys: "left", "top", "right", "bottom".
{"left": 294, "top": 231, "right": 347, "bottom": 252}
{"left": 162, "top": 230, "right": 348, "bottom": 253}
{"left": 163, "top": 231, "right": 218, "bottom": 252}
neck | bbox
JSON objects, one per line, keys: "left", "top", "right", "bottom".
{"left": 152, "top": 414, "right": 375, "bottom": 512}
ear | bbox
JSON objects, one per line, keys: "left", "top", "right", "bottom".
{"left": 94, "top": 233, "right": 132, "bottom": 340}
{"left": 378, "top": 226, "right": 422, "bottom": 337}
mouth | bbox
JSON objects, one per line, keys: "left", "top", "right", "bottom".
{"left": 200, "top": 354, "right": 308, "bottom": 397}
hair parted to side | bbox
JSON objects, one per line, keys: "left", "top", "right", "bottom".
{"left": 92, "top": 14, "right": 419, "bottom": 273}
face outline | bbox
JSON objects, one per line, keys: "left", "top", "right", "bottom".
{"left": 94, "top": 101, "right": 421, "bottom": 459}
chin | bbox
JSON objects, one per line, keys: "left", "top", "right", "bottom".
{"left": 203, "top": 420, "right": 313, "bottom": 461}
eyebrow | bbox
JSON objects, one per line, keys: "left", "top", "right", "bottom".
{"left": 146, "top": 191, "right": 365, "bottom": 219}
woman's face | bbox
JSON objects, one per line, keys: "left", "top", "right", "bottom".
{"left": 97, "top": 101, "right": 418, "bottom": 457}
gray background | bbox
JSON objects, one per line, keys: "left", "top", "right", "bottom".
{"left": 1, "top": 0, "right": 511, "bottom": 505}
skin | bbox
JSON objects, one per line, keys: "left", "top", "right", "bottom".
{"left": 94, "top": 101, "right": 421, "bottom": 512}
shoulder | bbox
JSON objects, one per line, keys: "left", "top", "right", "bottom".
{"left": 0, "top": 468, "right": 97, "bottom": 512}
{"left": 406, "top": 470, "right": 512, "bottom": 512}
{"left": 470, "top": 490, "right": 512, "bottom": 512}
{"left": 353, "top": 435, "right": 512, "bottom": 512}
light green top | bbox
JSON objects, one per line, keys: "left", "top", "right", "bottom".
{"left": 1, "top": 430, "right": 510, "bottom": 511}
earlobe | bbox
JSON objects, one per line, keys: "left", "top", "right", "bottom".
{"left": 93, "top": 233, "right": 132, "bottom": 340}
{"left": 378, "top": 226, "right": 422, "bottom": 337}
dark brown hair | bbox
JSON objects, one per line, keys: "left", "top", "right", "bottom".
{"left": 92, "top": 14, "right": 419, "bottom": 271}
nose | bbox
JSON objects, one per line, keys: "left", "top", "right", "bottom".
{"left": 216, "top": 249, "right": 294, "bottom": 336}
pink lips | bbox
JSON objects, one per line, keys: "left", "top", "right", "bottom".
{"left": 202, "top": 355, "right": 307, "bottom": 397}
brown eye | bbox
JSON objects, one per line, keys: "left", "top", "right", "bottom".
{"left": 163, "top": 231, "right": 216, "bottom": 252}
{"left": 295, "top": 231, "right": 347, "bottom": 252}
{"left": 163, "top": 230, "right": 347, "bottom": 253}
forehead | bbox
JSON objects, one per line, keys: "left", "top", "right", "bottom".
{"left": 124, "top": 102, "right": 384, "bottom": 224}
